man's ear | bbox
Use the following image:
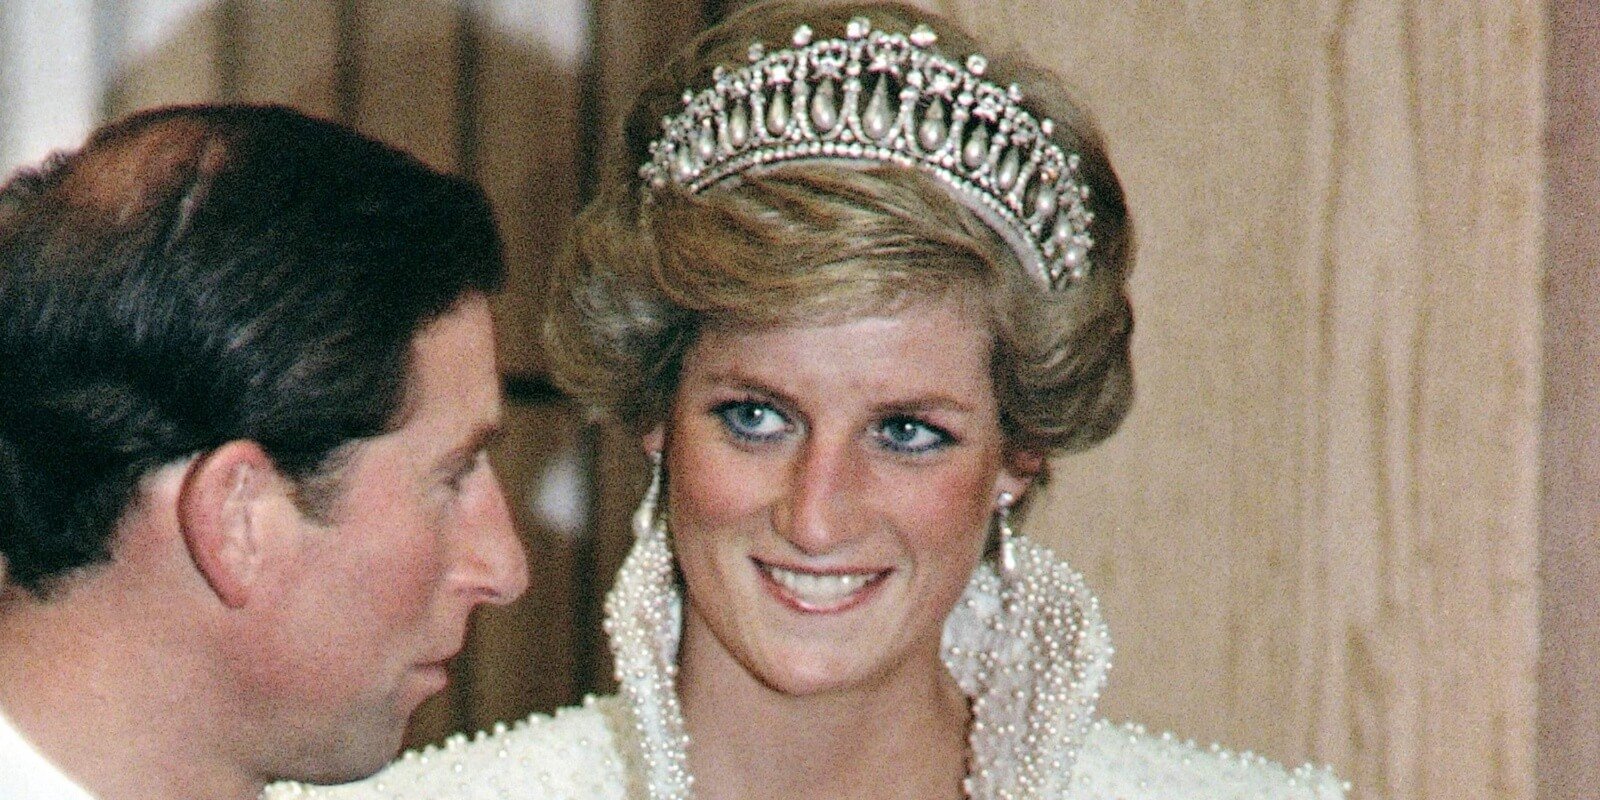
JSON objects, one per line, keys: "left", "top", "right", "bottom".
{"left": 176, "top": 441, "right": 285, "bottom": 608}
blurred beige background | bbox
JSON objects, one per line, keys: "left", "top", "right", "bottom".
{"left": 2, "top": 2, "right": 1591, "bottom": 800}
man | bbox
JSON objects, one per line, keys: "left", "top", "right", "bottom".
{"left": 0, "top": 105, "right": 529, "bottom": 799}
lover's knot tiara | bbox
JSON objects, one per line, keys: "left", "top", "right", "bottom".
{"left": 640, "top": 17, "right": 1095, "bottom": 290}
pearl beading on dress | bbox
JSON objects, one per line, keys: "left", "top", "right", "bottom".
{"left": 261, "top": 695, "right": 1349, "bottom": 800}
{"left": 263, "top": 497, "right": 1348, "bottom": 800}
{"left": 639, "top": 17, "right": 1097, "bottom": 290}
{"left": 943, "top": 537, "right": 1112, "bottom": 799}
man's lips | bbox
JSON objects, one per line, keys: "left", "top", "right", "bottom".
{"left": 411, "top": 661, "right": 451, "bottom": 697}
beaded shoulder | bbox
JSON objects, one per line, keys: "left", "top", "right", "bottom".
{"left": 1072, "top": 720, "right": 1348, "bottom": 800}
{"left": 261, "top": 695, "right": 632, "bottom": 800}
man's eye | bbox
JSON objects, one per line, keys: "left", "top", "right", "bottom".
{"left": 448, "top": 450, "right": 488, "bottom": 490}
{"left": 714, "top": 400, "right": 791, "bottom": 442}
{"left": 874, "top": 416, "right": 952, "bottom": 454}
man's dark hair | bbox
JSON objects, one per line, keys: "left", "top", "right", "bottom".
{"left": 0, "top": 104, "right": 505, "bottom": 595}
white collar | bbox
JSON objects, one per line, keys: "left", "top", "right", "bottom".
{"left": 0, "top": 701, "right": 98, "bottom": 800}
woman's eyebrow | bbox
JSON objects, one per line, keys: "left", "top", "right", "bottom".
{"left": 702, "top": 371, "right": 793, "bottom": 403}
{"left": 702, "top": 369, "right": 976, "bottom": 417}
{"left": 875, "top": 396, "right": 977, "bottom": 415}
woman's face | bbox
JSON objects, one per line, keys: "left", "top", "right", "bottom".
{"left": 649, "top": 294, "right": 1034, "bottom": 697}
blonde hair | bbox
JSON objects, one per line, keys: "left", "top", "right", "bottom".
{"left": 544, "top": 1, "right": 1135, "bottom": 458}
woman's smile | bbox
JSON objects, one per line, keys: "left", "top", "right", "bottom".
{"left": 753, "top": 558, "right": 894, "bottom": 613}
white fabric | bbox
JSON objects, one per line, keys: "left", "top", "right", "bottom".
{"left": 0, "top": 702, "right": 97, "bottom": 800}
{"left": 264, "top": 694, "right": 1345, "bottom": 800}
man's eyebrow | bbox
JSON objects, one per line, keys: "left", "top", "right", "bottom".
{"left": 448, "top": 421, "right": 507, "bottom": 462}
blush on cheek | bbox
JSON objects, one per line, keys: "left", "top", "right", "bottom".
{"left": 891, "top": 468, "right": 995, "bottom": 543}
{"left": 669, "top": 446, "right": 771, "bottom": 529}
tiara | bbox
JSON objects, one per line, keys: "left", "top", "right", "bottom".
{"left": 640, "top": 17, "right": 1095, "bottom": 290}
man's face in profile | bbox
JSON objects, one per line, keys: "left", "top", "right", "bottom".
{"left": 230, "top": 294, "right": 528, "bottom": 782}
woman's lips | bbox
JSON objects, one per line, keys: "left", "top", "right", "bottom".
{"left": 754, "top": 559, "right": 891, "bottom": 613}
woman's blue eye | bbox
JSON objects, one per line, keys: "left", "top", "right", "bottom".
{"left": 715, "top": 400, "right": 791, "bottom": 442}
{"left": 875, "top": 416, "right": 952, "bottom": 454}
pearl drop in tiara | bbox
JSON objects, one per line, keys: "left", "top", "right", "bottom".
{"left": 640, "top": 17, "right": 1096, "bottom": 290}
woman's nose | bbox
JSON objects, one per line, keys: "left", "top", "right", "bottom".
{"left": 774, "top": 435, "right": 867, "bottom": 556}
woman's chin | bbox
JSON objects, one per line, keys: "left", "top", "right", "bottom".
{"left": 739, "top": 637, "right": 924, "bottom": 699}
{"left": 750, "top": 658, "right": 874, "bottom": 698}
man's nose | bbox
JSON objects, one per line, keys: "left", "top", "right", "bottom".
{"left": 463, "top": 468, "right": 530, "bottom": 605}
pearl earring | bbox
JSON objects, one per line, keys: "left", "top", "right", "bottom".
{"left": 996, "top": 492, "right": 1017, "bottom": 576}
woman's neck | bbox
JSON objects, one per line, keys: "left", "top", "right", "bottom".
{"left": 676, "top": 614, "right": 971, "bottom": 800}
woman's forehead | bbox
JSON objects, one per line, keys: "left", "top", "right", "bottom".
{"left": 684, "top": 297, "right": 996, "bottom": 397}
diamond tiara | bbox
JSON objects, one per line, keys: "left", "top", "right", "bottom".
{"left": 640, "top": 17, "right": 1095, "bottom": 290}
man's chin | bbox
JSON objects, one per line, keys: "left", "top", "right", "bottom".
{"left": 290, "top": 735, "right": 406, "bottom": 788}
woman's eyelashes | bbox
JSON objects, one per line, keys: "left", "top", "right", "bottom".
{"left": 713, "top": 399, "right": 793, "bottom": 443}
{"left": 712, "top": 398, "right": 955, "bottom": 455}
{"left": 873, "top": 415, "right": 955, "bottom": 455}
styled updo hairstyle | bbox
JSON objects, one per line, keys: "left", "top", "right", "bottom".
{"left": 545, "top": 0, "right": 1134, "bottom": 459}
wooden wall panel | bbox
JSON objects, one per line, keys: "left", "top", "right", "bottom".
{"left": 573, "top": 0, "right": 707, "bottom": 697}
{"left": 1540, "top": 1, "right": 1600, "bottom": 797}
{"left": 105, "top": 0, "right": 220, "bottom": 115}
{"left": 914, "top": 3, "right": 1544, "bottom": 800}
{"left": 474, "top": 0, "right": 587, "bottom": 376}
{"left": 461, "top": 404, "right": 583, "bottom": 730}
{"left": 588, "top": 0, "right": 706, "bottom": 166}
{"left": 351, "top": 1, "right": 461, "bottom": 171}
{"left": 231, "top": 1, "right": 342, "bottom": 118}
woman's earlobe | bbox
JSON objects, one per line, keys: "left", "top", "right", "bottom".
{"left": 642, "top": 424, "right": 665, "bottom": 456}
{"left": 999, "top": 450, "right": 1045, "bottom": 496}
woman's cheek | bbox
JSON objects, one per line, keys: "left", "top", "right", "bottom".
{"left": 670, "top": 436, "right": 771, "bottom": 531}
{"left": 891, "top": 461, "right": 996, "bottom": 540}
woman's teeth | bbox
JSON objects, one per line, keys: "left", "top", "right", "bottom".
{"left": 762, "top": 564, "right": 879, "bottom": 605}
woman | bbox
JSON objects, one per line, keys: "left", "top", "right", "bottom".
{"left": 269, "top": 2, "right": 1344, "bottom": 798}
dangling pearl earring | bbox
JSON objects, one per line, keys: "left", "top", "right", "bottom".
{"left": 634, "top": 450, "right": 664, "bottom": 539}
{"left": 996, "top": 491, "right": 1017, "bottom": 577}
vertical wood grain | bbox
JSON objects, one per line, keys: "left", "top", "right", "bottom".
{"left": 1540, "top": 2, "right": 1600, "bottom": 797}
{"left": 460, "top": 0, "right": 590, "bottom": 724}
{"left": 463, "top": 405, "right": 583, "bottom": 728}
{"left": 350, "top": 0, "right": 460, "bottom": 171}
{"left": 573, "top": 0, "right": 706, "bottom": 697}
{"left": 473, "top": 0, "right": 587, "bottom": 377}
{"left": 230, "top": 1, "right": 342, "bottom": 118}
{"left": 103, "top": 0, "right": 220, "bottom": 116}
{"left": 587, "top": 0, "right": 705, "bottom": 168}
{"left": 920, "top": 3, "right": 1543, "bottom": 799}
